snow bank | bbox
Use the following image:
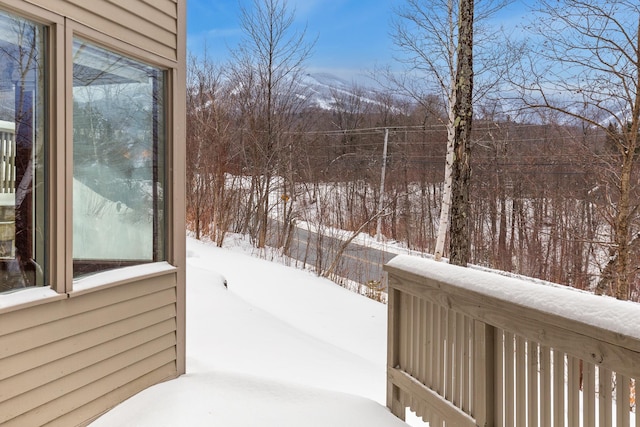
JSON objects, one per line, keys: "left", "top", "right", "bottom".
{"left": 89, "top": 237, "right": 410, "bottom": 426}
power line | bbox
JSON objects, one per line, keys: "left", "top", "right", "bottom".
{"left": 286, "top": 122, "right": 601, "bottom": 136}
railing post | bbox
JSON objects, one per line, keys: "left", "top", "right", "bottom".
{"left": 387, "top": 283, "right": 405, "bottom": 420}
{"left": 474, "top": 320, "right": 495, "bottom": 426}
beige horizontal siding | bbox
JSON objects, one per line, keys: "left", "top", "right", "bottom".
{"left": 108, "top": 0, "right": 175, "bottom": 31}
{"left": 0, "top": 272, "right": 179, "bottom": 426}
{"left": 8, "top": 355, "right": 177, "bottom": 427}
{"left": 0, "top": 271, "right": 176, "bottom": 336}
{"left": 141, "top": 0, "right": 177, "bottom": 17}
{"left": 0, "top": 305, "right": 175, "bottom": 381}
{"left": 0, "top": 317, "right": 177, "bottom": 400}
{"left": 27, "top": 0, "right": 178, "bottom": 61}
{"left": 49, "top": 363, "right": 176, "bottom": 427}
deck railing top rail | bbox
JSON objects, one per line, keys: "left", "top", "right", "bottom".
{"left": 387, "top": 255, "right": 640, "bottom": 350}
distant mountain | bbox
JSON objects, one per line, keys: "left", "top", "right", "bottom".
{"left": 295, "top": 72, "right": 383, "bottom": 111}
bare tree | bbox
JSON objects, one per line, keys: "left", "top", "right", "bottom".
{"left": 186, "top": 54, "right": 238, "bottom": 246}
{"left": 513, "top": 0, "right": 640, "bottom": 299}
{"left": 229, "top": 0, "right": 315, "bottom": 248}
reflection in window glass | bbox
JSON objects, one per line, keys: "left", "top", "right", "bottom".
{"left": 72, "top": 39, "right": 165, "bottom": 278}
{"left": 0, "top": 11, "right": 46, "bottom": 292}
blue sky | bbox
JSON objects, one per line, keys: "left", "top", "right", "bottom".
{"left": 187, "top": 0, "right": 529, "bottom": 82}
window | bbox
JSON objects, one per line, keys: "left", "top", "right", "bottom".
{"left": 0, "top": 9, "right": 170, "bottom": 291}
{"left": 72, "top": 39, "right": 166, "bottom": 278}
{"left": 0, "top": 10, "right": 46, "bottom": 292}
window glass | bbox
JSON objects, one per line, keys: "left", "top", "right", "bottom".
{"left": 0, "top": 11, "right": 46, "bottom": 292}
{"left": 72, "top": 39, "right": 165, "bottom": 277}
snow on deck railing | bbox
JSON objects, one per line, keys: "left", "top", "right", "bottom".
{"left": 385, "top": 255, "right": 640, "bottom": 426}
{"left": 0, "top": 121, "right": 15, "bottom": 194}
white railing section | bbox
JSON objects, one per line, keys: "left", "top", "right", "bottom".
{"left": 0, "top": 121, "right": 15, "bottom": 194}
{"left": 385, "top": 255, "right": 640, "bottom": 426}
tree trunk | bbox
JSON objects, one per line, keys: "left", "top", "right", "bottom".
{"left": 613, "top": 149, "right": 633, "bottom": 300}
{"left": 449, "top": 0, "right": 474, "bottom": 266}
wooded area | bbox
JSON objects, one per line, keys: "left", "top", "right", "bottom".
{"left": 186, "top": 0, "right": 640, "bottom": 302}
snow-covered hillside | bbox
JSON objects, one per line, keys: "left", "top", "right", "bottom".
{"left": 89, "top": 235, "right": 421, "bottom": 426}
{"left": 296, "top": 72, "right": 383, "bottom": 111}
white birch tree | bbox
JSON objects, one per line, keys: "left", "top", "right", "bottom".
{"left": 391, "top": 0, "right": 509, "bottom": 261}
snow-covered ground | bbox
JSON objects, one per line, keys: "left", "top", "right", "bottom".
{"left": 90, "top": 235, "right": 421, "bottom": 426}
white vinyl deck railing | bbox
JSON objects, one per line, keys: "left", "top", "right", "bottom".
{"left": 385, "top": 255, "right": 640, "bottom": 427}
{"left": 0, "top": 121, "right": 15, "bottom": 194}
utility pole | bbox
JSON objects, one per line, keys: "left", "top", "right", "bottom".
{"left": 376, "top": 128, "right": 389, "bottom": 242}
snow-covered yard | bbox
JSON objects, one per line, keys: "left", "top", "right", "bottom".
{"left": 89, "top": 236, "right": 415, "bottom": 426}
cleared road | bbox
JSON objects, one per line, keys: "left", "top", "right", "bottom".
{"left": 284, "top": 224, "right": 398, "bottom": 286}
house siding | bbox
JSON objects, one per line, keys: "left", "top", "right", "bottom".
{"left": 0, "top": 0, "right": 186, "bottom": 425}
{"left": 27, "top": 0, "right": 178, "bottom": 61}
{"left": 0, "top": 270, "right": 179, "bottom": 426}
